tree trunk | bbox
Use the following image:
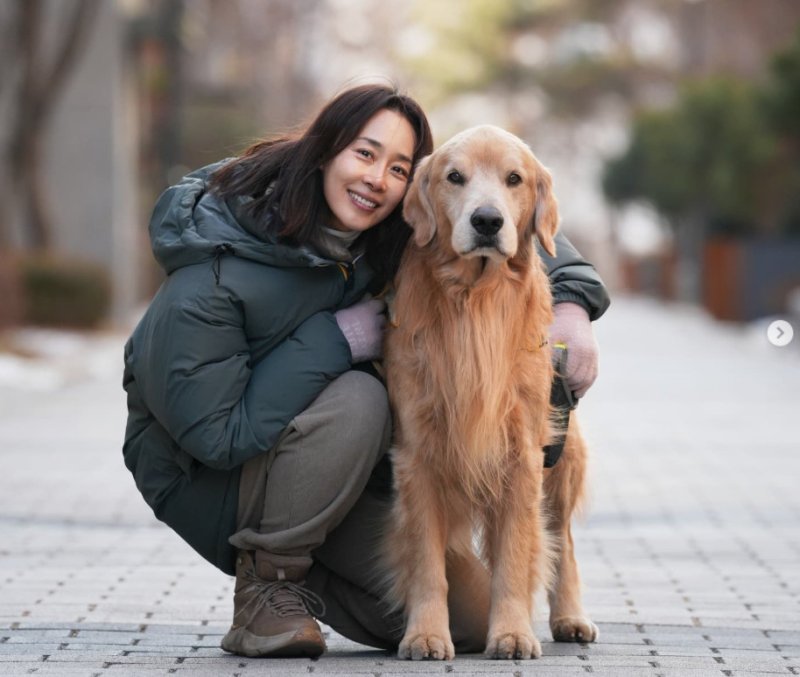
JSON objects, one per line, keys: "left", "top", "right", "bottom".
{"left": 6, "top": 0, "right": 100, "bottom": 251}
{"left": 18, "top": 132, "right": 49, "bottom": 250}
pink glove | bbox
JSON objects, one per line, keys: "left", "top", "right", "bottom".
{"left": 548, "top": 302, "right": 599, "bottom": 399}
{"left": 335, "top": 298, "right": 387, "bottom": 363}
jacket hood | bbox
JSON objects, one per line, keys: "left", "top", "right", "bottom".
{"left": 149, "top": 161, "right": 336, "bottom": 274}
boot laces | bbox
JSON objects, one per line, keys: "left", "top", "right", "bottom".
{"left": 236, "top": 569, "right": 326, "bottom": 623}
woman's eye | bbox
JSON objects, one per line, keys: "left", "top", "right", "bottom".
{"left": 507, "top": 172, "right": 522, "bottom": 186}
{"left": 357, "top": 149, "right": 373, "bottom": 159}
{"left": 447, "top": 170, "right": 464, "bottom": 185}
{"left": 392, "top": 166, "right": 410, "bottom": 179}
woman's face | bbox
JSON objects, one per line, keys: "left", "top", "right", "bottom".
{"left": 322, "top": 108, "right": 416, "bottom": 233}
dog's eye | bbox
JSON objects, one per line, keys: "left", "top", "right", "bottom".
{"left": 507, "top": 172, "right": 522, "bottom": 186}
{"left": 447, "top": 170, "right": 465, "bottom": 185}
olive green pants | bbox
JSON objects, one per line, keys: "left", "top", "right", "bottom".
{"left": 228, "top": 370, "right": 489, "bottom": 651}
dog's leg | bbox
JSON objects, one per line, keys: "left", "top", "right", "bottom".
{"left": 483, "top": 451, "right": 545, "bottom": 659}
{"left": 543, "top": 419, "right": 599, "bottom": 643}
{"left": 390, "top": 453, "right": 454, "bottom": 660}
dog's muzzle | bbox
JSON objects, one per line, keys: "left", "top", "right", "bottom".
{"left": 470, "top": 206, "right": 503, "bottom": 236}
{"left": 469, "top": 205, "right": 504, "bottom": 250}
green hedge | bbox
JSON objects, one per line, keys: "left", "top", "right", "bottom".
{"left": 20, "top": 254, "right": 111, "bottom": 328}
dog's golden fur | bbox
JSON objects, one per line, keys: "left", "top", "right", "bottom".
{"left": 384, "top": 126, "right": 597, "bottom": 660}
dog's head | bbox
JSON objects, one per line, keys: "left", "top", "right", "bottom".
{"left": 403, "top": 125, "right": 558, "bottom": 262}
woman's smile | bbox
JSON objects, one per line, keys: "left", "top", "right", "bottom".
{"left": 348, "top": 190, "right": 379, "bottom": 210}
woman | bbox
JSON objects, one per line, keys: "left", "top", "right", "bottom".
{"left": 122, "top": 84, "right": 610, "bottom": 658}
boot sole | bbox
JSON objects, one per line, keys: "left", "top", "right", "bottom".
{"left": 221, "top": 626, "right": 326, "bottom": 658}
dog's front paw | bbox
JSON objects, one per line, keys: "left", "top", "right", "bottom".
{"left": 398, "top": 632, "right": 455, "bottom": 661}
{"left": 485, "top": 631, "right": 542, "bottom": 660}
{"left": 551, "top": 616, "right": 599, "bottom": 643}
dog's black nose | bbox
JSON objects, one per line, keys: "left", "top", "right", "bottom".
{"left": 470, "top": 206, "right": 503, "bottom": 236}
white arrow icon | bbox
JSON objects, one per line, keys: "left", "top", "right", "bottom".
{"left": 768, "top": 320, "right": 794, "bottom": 347}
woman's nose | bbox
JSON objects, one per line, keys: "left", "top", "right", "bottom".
{"left": 363, "top": 170, "right": 387, "bottom": 193}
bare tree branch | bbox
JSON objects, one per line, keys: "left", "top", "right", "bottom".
{"left": 35, "top": 0, "right": 101, "bottom": 126}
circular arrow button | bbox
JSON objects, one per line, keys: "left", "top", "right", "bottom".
{"left": 768, "top": 319, "right": 794, "bottom": 347}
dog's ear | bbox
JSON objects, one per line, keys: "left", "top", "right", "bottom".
{"left": 533, "top": 164, "right": 558, "bottom": 257}
{"left": 403, "top": 155, "right": 436, "bottom": 247}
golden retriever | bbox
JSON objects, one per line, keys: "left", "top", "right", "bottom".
{"left": 384, "top": 125, "right": 597, "bottom": 660}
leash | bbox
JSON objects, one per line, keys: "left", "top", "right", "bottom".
{"left": 543, "top": 343, "right": 577, "bottom": 468}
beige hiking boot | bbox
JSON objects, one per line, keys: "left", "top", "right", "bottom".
{"left": 221, "top": 550, "right": 327, "bottom": 658}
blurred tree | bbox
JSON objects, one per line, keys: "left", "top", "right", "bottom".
{"left": 130, "top": 0, "right": 185, "bottom": 195}
{"left": 604, "top": 27, "right": 800, "bottom": 240}
{"left": 402, "top": 0, "right": 528, "bottom": 103}
{"left": 601, "top": 77, "right": 782, "bottom": 301}
{"left": 761, "top": 27, "right": 800, "bottom": 236}
{"left": 150, "top": 0, "right": 184, "bottom": 193}
{"left": 603, "top": 79, "right": 776, "bottom": 236}
{"left": 763, "top": 29, "right": 800, "bottom": 138}
{"left": 2, "top": 0, "right": 101, "bottom": 251}
{"left": 402, "top": 0, "right": 673, "bottom": 117}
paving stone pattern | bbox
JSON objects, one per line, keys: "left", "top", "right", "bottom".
{"left": 1, "top": 297, "right": 799, "bottom": 676}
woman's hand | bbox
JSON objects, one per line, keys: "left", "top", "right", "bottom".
{"left": 549, "top": 302, "right": 599, "bottom": 399}
{"left": 335, "top": 298, "right": 387, "bottom": 363}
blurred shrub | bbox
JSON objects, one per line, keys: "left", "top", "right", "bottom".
{"left": 19, "top": 254, "right": 111, "bottom": 328}
{"left": 0, "top": 252, "right": 23, "bottom": 329}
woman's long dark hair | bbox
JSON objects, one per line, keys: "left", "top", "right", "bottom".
{"left": 210, "top": 84, "right": 433, "bottom": 286}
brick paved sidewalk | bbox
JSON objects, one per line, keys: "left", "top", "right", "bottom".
{"left": 1, "top": 297, "right": 799, "bottom": 676}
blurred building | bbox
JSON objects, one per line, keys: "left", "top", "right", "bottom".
{"left": 678, "top": 0, "right": 800, "bottom": 78}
